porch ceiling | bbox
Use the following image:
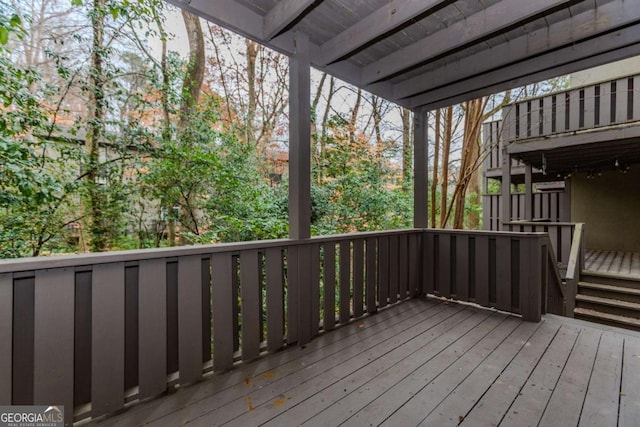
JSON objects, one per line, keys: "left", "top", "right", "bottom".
{"left": 512, "top": 133, "right": 640, "bottom": 177}
{"left": 166, "top": 0, "right": 640, "bottom": 110}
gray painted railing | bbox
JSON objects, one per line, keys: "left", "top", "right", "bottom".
{"left": 502, "top": 73, "right": 640, "bottom": 143}
{"left": 507, "top": 222, "right": 579, "bottom": 272}
{"left": 482, "top": 191, "right": 567, "bottom": 232}
{"left": 0, "top": 228, "right": 555, "bottom": 425}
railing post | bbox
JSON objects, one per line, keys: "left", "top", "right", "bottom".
{"left": 520, "top": 237, "right": 543, "bottom": 322}
{"left": 501, "top": 149, "right": 512, "bottom": 231}
{"left": 524, "top": 164, "right": 533, "bottom": 221}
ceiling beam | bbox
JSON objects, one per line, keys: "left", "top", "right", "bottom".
{"left": 264, "top": 0, "right": 319, "bottom": 41}
{"left": 394, "top": 0, "right": 640, "bottom": 100}
{"left": 318, "top": 0, "right": 454, "bottom": 66}
{"left": 405, "top": 29, "right": 640, "bottom": 110}
{"left": 360, "top": 0, "right": 574, "bottom": 85}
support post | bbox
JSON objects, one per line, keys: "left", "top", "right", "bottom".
{"left": 524, "top": 163, "right": 533, "bottom": 221}
{"left": 501, "top": 149, "right": 512, "bottom": 230}
{"left": 289, "top": 32, "right": 311, "bottom": 240}
{"left": 413, "top": 108, "right": 428, "bottom": 228}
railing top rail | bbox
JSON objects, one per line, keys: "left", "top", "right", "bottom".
{"left": 0, "top": 229, "right": 421, "bottom": 273}
{"left": 0, "top": 227, "right": 554, "bottom": 274}
{"left": 508, "top": 221, "right": 580, "bottom": 227}
{"left": 423, "top": 228, "right": 547, "bottom": 238}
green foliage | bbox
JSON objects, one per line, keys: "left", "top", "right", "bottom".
{"left": 311, "top": 128, "right": 413, "bottom": 234}
{"left": 0, "top": 8, "right": 76, "bottom": 257}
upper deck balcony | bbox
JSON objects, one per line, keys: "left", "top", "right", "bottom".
{"left": 499, "top": 73, "right": 640, "bottom": 177}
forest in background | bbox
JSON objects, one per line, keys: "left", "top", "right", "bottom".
{"left": 0, "top": 0, "right": 567, "bottom": 258}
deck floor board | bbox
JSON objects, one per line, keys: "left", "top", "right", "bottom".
{"left": 92, "top": 298, "right": 640, "bottom": 427}
{"left": 584, "top": 249, "right": 640, "bottom": 279}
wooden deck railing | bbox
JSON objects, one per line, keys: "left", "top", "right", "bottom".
{"left": 502, "top": 73, "right": 640, "bottom": 144}
{"left": 482, "top": 191, "right": 567, "bottom": 232}
{"left": 0, "top": 228, "right": 556, "bottom": 425}
{"left": 507, "top": 222, "right": 580, "bottom": 273}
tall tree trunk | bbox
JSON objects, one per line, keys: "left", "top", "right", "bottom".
{"left": 85, "top": 0, "right": 107, "bottom": 252}
{"left": 179, "top": 10, "right": 205, "bottom": 131}
{"left": 311, "top": 72, "right": 327, "bottom": 174}
{"left": 439, "top": 105, "right": 453, "bottom": 228}
{"left": 178, "top": 10, "right": 205, "bottom": 242}
{"left": 372, "top": 95, "right": 383, "bottom": 162}
{"left": 400, "top": 107, "right": 412, "bottom": 190}
{"left": 452, "top": 99, "right": 483, "bottom": 229}
{"left": 431, "top": 108, "right": 440, "bottom": 228}
{"left": 349, "top": 88, "right": 362, "bottom": 145}
{"left": 245, "top": 39, "right": 258, "bottom": 147}
{"left": 319, "top": 76, "right": 334, "bottom": 184}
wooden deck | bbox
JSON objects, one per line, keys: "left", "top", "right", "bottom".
{"left": 89, "top": 297, "right": 640, "bottom": 427}
{"left": 585, "top": 249, "right": 640, "bottom": 279}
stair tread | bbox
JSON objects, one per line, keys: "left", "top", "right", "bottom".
{"left": 575, "top": 294, "right": 640, "bottom": 310}
{"left": 582, "top": 270, "right": 640, "bottom": 282}
{"left": 578, "top": 281, "right": 640, "bottom": 295}
{"left": 574, "top": 308, "right": 640, "bottom": 327}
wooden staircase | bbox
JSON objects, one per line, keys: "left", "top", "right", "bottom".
{"left": 574, "top": 272, "right": 640, "bottom": 330}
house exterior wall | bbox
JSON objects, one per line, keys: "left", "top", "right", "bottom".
{"left": 571, "top": 167, "right": 640, "bottom": 252}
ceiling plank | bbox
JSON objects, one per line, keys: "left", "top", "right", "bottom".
{"left": 264, "top": 0, "right": 318, "bottom": 41}
{"left": 318, "top": 0, "right": 454, "bottom": 66}
{"left": 405, "top": 28, "right": 640, "bottom": 110}
{"left": 394, "top": 0, "right": 640, "bottom": 100}
{"left": 360, "top": 0, "right": 574, "bottom": 85}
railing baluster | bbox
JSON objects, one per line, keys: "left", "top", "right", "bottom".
{"left": 633, "top": 76, "right": 640, "bottom": 121}
{"left": 212, "top": 253, "right": 234, "bottom": 372}
{"left": 388, "top": 235, "right": 399, "bottom": 304}
{"left": 616, "top": 78, "right": 628, "bottom": 123}
{"left": 240, "top": 250, "right": 261, "bottom": 360}
{"left": 353, "top": 239, "right": 364, "bottom": 317}
{"left": 398, "top": 234, "right": 409, "bottom": 300}
{"left": 297, "top": 244, "right": 313, "bottom": 344}
{"left": 91, "top": 262, "right": 125, "bottom": 417}
{"left": 365, "top": 238, "right": 377, "bottom": 313}
{"left": 202, "top": 257, "right": 212, "bottom": 364}
{"left": 323, "top": 242, "right": 336, "bottom": 330}
{"left": 424, "top": 232, "right": 435, "bottom": 295}
{"left": 310, "top": 243, "right": 321, "bottom": 338}
{"left": 378, "top": 236, "right": 390, "bottom": 308}
{"left": 438, "top": 234, "right": 451, "bottom": 298}
{"left": 124, "top": 265, "right": 139, "bottom": 392}
{"left": 74, "top": 270, "right": 92, "bottom": 407}
{"left": 496, "top": 237, "right": 511, "bottom": 312}
{"left": 339, "top": 240, "right": 351, "bottom": 323}
{"left": 34, "top": 268, "right": 74, "bottom": 425}
{"left": 409, "top": 234, "right": 419, "bottom": 297}
{"left": 0, "top": 274, "right": 11, "bottom": 404}
{"left": 177, "top": 256, "right": 203, "bottom": 384}
{"left": 265, "top": 247, "right": 284, "bottom": 352}
{"left": 455, "top": 235, "right": 469, "bottom": 301}
{"left": 138, "top": 259, "right": 167, "bottom": 399}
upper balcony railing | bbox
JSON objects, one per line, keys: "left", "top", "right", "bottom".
{"left": 502, "top": 73, "right": 640, "bottom": 144}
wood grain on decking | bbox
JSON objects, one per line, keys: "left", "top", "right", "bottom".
{"left": 584, "top": 249, "right": 640, "bottom": 278}
{"left": 92, "top": 298, "right": 640, "bottom": 427}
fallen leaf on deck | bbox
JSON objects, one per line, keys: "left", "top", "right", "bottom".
{"left": 246, "top": 395, "right": 254, "bottom": 411}
{"left": 273, "top": 396, "right": 287, "bottom": 407}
